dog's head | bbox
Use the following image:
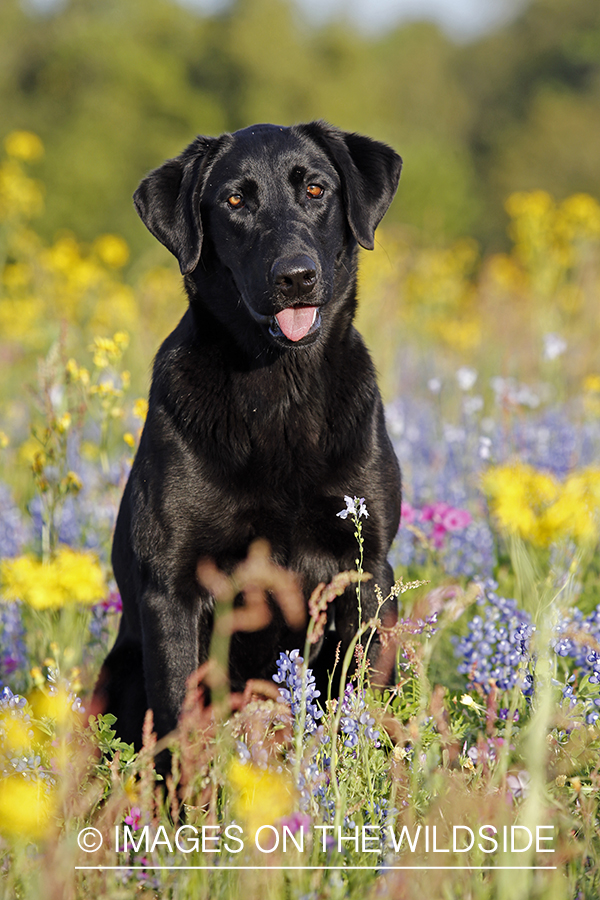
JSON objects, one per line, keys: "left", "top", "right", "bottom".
{"left": 134, "top": 121, "right": 401, "bottom": 349}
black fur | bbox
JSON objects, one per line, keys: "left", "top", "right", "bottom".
{"left": 95, "top": 121, "right": 402, "bottom": 751}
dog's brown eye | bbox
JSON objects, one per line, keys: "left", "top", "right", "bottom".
{"left": 227, "top": 194, "right": 244, "bottom": 209}
{"left": 306, "top": 184, "right": 324, "bottom": 199}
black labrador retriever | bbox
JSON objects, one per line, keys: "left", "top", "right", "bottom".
{"left": 95, "top": 121, "right": 402, "bottom": 750}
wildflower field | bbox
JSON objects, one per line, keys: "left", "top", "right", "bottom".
{"left": 1, "top": 132, "right": 600, "bottom": 900}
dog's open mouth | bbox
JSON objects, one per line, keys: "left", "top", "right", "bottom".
{"left": 269, "top": 306, "right": 321, "bottom": 343}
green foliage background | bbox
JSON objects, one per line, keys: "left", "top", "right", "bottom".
{"left": 1, "top": 0, "right": 599, "bottom": 257}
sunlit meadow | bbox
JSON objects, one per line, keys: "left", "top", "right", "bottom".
{"left": 1, "top": 133, "right": 600, "bottom": 899}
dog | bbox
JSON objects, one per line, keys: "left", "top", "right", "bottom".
{"left": 95, "top": 121, "right": 402, "bottom": 752}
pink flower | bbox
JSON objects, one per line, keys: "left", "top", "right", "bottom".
{"left": 441, "top": 507, "right": 472, "bottom": 531}
{"left": 421, "top": 502, "right": 450, "bottom": 523}
{"left": 400, "top": 500, "right": 471, "bottom": 543}
{"left": 400, "top": 501, "right": 419, "bottom": 525}
{"left": 279, "top": 812, "right": 312, "bottom": 834}
{"left": 431, "top": 523, "right": 447, "bottom": 548}
{"left": 124, "top": 806, "right": 142, "bottom": 830}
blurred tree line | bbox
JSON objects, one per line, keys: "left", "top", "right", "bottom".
{"left": 1, "top": 0, "right": 599, "bottom": 256}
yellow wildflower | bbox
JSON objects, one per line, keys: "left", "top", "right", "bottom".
{"left": 0, "top": 158, "right": 45, "bottom": 220}
{"left": 90, "top": 337, "right": 117, "bottom": 369}
{"left": 133, "top": 398, "right": 148, "bottom": 422}
{"left": 113, "top": 331, "right": 130, "bottom": 349}
{"left": 93, "top": 234, "right": 130, "bottom": 268}
{"left": 44, "top": 234, "right": 84, "bottom": 276}
{"left": 0, "top": 777, "right": 55, "bottom": 841}
{"left": 89, "top": 380, "right": 123, "bottom": 399}
{"left": 228, "top": 760, "right": 295, "bottom": 838}
{"left": 29, "top": 685, "right": 77, "bottom": 728}
{"left": 65, "top": 359, "right": 90, "bottom": 386}
{"left": 559, "top": 193, "right": 600, "bottom": 240}
{"left": 1, "top": 547, "right": 106, "bottom": 609}
{"left": 4, "top": 131, "right": 44, "bottom": 162}
{"left": 583, "top": 375, "right": 600, "bottom": 394}
{"left": 505, "top": 189, "right": 553, "bottom": 222}
{"left": 31, "top": 449, "right": 47, "bottom": 477}
{"left": 57, "top": 412, "right": 72, "bottom": 433}
{"left": 65, "top": 358, "right": 79, "bottom": 380}
{"left": 123, "top": 775, "right": 139, "bottom": 804}
{"left": 0, "top": 431, "right": 9, "bottom": 449}
{"left": 61, "top": 471, "right": 83, "bottom": 494}
{"left": 504, "top": 189, "right": 600, "bottom": 302}
{"left": 549, "top": 470, "right": 600, "bottom": 545}
{"left": 0, "top": 713, "right": 33, "bottom": 752}
{"left": 482, "top": 462, "right": 555, "bottom": 545}
{"left": 18, "top": 436, "right": 40, "bottom": 466}
{"left": 89, "top": 332, "right": 129, "bottom": 369}
{"left": 484, "top": 463, "right": 600, "bottom": 548}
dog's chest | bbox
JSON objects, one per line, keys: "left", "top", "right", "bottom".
{"left": 168, "top": 343, "right": 360, "bottom": 500}
{"left": 234, "top": 364, "right": 325, "bottom": 459}
{"left": 241, "top": 396, "right": 324, "bottom": 486}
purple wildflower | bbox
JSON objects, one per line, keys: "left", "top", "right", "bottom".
{"left": 273, "top": 649, "right": 323, "bottom": 735}
{"left": 339, "top": 683, "right": 380, "bottom": 749}
{"left": 124, "top": 806, "right": 142, "bottom": 829}
{"left": 452, "top": 581, "right": 535, "bottom": 695}
{"left": 0, "top": 603, "right": 28, "bottom": 692}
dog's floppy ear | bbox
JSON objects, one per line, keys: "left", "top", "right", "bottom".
{"left": 298, "top": 121, "right": 402, "bottom": 250}
{"left": 133, "top": 136, "right": 221, "bottom": 275}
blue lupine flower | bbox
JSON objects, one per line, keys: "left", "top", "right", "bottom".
{"left": 339, "top": 683, "right": 380, "bottom": 749}
{"left": 0, "top": 603, "right": 28, "bottom": 692}
{"left": 0, "top": 686, "right": 27, "bottom": 711}
{"left": 498, "top": 708, "right": 520, "bottom": 722}
{"left": 235, "top": 740, "right": 252, "bottom": 764}
{"left": 552, "top": 603, "right": 600, "bottom": 722}
{"left": 273, "top": 649, "right": 323, "bottom": 735}
{"left": 454, "top": 584, "right": 600, "bottom": 723}
{"left": 387, "top": 379, "right": 600, "bottom": 586}
{"left": 340, "top": 721, "right": 358, "bottom": 748}
{"left": 0, "top": 485, "right": 32, "bottom": 557}
{"left": 28, "top": 460, "right": 121, "bottom": 554}
{"left": 442, "top": 521, "right": 496, "bottom": 579}
{"left": 452, "top": 581, "right": 535, "bottom": 695}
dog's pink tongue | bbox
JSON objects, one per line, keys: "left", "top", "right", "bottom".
{"left": 275, "top": 307, "right": 317, "bottom": 342}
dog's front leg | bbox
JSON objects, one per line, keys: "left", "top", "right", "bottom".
{"left": 139, "top": 580, "right": 203, "bottom": 753}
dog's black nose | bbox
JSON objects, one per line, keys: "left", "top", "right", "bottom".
{"left": 271, "top": 255, "right": 318, "bottom": 299}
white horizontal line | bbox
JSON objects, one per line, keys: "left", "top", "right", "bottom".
{"left": 75, "top": 865, "right": 557, "bottom": 871}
